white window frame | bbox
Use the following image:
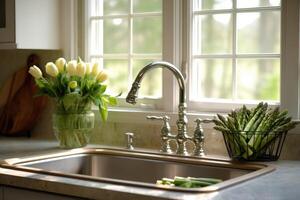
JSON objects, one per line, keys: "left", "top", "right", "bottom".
{"left": 185, "top": 0, "right": 283, "bottom": 114}
{"left": 84, "top": 0, "right": 181, "bottom": 111}
{"left": 280, "top": 0, "right": 300, "bottom": 120}
{"left": 77, "top": 0, "right": 300, "bottom": 125}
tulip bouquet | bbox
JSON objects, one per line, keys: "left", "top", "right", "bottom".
{"left": 28, "top": 57, "right": 117, "bottom": 148}
{"left": 28, "top": 57, "right": 117, "bottom": 121}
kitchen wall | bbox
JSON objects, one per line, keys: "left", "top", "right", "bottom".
{"left": 0, "top": 49, "right": 299, "bottom": 160}
{"left": 0, "top": 50, "right": 62, "bottom": 85}
{"left": 0, "top": 49, "right": 61, "bottom": 135}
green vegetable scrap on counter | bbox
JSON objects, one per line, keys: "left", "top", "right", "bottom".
{"left": 156, "top": 176, "right": 222, "bottom": 188}
{"left": 213, "top": 102, "right": 297, "bottom": 160}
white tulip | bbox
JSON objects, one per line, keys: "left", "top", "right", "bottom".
{"left": 91, "top": 62, "right": 102, "bottom": 77}
{"left": 66, "top": 60, "right": 77, "bottom": 76}
{"left": 85, "top": 63, "right": 92, "bottom": 75}
{"left": 96, "top": 70, "right": 108, "bottom": 83}
{"left": 28, "top": 65, "right": 43, "bottom": 79}
{"left": 45, "top": 62, "right": 59, "bottom": 77}
{"left": 76, "top": 62, "right": 86, "bottom": 77}
{"left": 55, "top": 57, "right": 66, "bottom": 72}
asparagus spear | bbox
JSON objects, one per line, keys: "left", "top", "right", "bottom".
{"left": 241, "top": 105, "right": 250, "bottom": 130}
{"left": 243, "top": 103, "right": 267, "bottom": 138}
{"left": 247, "top": 107, "right": 268, "bottom": 148}
{"left": 156, "top": 176, "right": 223, "bottom": 188}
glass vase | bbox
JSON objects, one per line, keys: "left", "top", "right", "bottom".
{"left": 52, "top": 98, "right": 95, "bottom": 148}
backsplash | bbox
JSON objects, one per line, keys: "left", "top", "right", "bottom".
{"left": 31, "top": 103, "right": 300, "bottom": 160}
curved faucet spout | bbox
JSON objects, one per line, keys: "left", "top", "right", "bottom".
{"left": 126, "top": 61, "right": 189, "bottom": 155}
{"left": 126, "top": 61, "right": 186, "bottom": 104}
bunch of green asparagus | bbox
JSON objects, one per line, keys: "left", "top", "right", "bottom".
{"left": 156, "top": 176, "right": 222, "bottom": 188}
{"left": 213, "top": 102, "right": 296, "bottom": 160}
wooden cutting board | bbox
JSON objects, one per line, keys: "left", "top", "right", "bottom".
{"left": 0, "top": 54, "right": 48, "bottom": 136}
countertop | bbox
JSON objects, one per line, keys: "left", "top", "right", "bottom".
{"left": 0, "top": 137, "right": 299, "bottom": 200}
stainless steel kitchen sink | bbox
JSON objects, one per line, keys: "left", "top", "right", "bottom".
{"left": 0, "top": 148, "right": 275, "bottom": 192}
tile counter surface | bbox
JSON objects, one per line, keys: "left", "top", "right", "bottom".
{"left": 0, "top": 137, "right": 299, "bottom": 200}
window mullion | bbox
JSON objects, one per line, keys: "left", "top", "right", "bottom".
{"left": 85, "top": 0, "right": 90, "bottom": 61}
{"left": 232, "top": 0, "right": 237, "bottom": 100}
{"left": 193, "top": 6, "right": 280, "bottom": 15}
{"left": 128, "top": 0, "right": 133, "bottom": 90}
{"left": 162, "top": 0, "right": 181, "bottom": 112}
{"left": 281, "top": 0, "right": 300, "bottom": 119}
{"left": 193, "top": 54, "right": 280, "bottom": 59}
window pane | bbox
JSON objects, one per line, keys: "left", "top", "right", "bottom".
{"left": 104, "top": 18, "right": 129, "bottom": 54}
{"left": 193, "top": 14, "right": 232, "bottom": 54}
{"left": 237, "top": 11, "right": 280, "bottom": 54}
{"left": 91, "top": 20, "right": 103, "bottom": 55}
{"left": 132, "top": 59, "right": 162, "bottom": 98}
{"left": 89, "top": 1, "right": 163, "bottom": 102}
{"left": 133, "top": 0, "right": 162, "bottom": 13}
{"left": 104, "top": 0, "right": 129, "bottom": 15}
{"left": 104, "top": 59, "right": 128, "bottom": 96}
{"left": 193, "top": 0, "right": 232, "bottom": 11}
{"left": 133, "top": 16, "right": 162, "bottom": 54}
{"left": 191, "top": 59, "right": 232, "bottom": 100}
{"left": 236, "top": 59, "right": 280, "bottom": 101}
{"left": 237, "top": 0, "right": 280, "bottom": 8}
{"left": 91, "top": 0, "right": 129, "bottom": 16}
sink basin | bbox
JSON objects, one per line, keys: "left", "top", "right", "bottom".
{"left": 0, "top": 148, "right": 275, "bottom": 192}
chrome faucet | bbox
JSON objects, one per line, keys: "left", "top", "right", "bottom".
{"left": 126, "top": 61, "right": 190, "bottom": 155}
{"left": 126, "top": 61, "right": 213, "bottom": 156}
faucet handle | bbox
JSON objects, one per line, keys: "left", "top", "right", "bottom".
{"left": 146, "top": 115, "right": 170, "bottom": 122}
{"left": 146, "top": 115, "right": 171, "bottom": 136}
{"left": 194, "top": 118, "right": 214, "bottom": 139}
{"left": 193, "top": 118, "right": 214, "bottom": 157}
{"left": 147, "top": 115, "right": 173, "bottom": 154}
{"left": 195, "top": 118, "right": 214, "bottom": 125}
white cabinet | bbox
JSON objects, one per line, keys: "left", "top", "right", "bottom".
{"left": 0, "top": 0, "right": 61, "bottom": 49}
{"left": 3, "top": 186, "right": 84, "bottom": 200}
